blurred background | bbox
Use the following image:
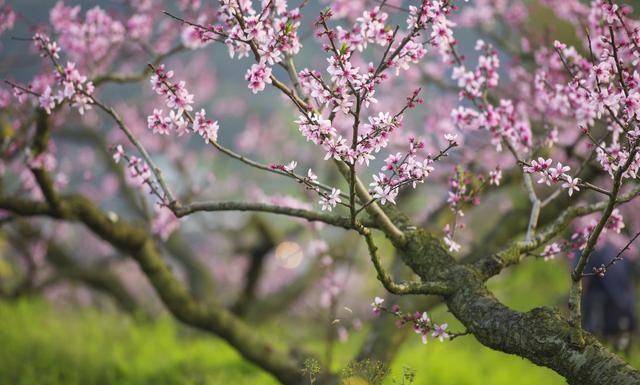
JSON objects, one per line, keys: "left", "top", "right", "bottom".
{"left": 1, "top": 0, "right": 640, "bottom": 384}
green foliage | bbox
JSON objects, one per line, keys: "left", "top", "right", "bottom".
{"left": 0, "top": 300, "right": 279, "bottom": 385}
{"left": 301, "top": 358, "right": 321, "bottom": 385}
{"left": 341, "top": 359, "right": 388, "bottom": 385}
{"left": 391, "top": 367, "right": 415, "bottom": 385}
{"left": 390, "top": 332, "right": 565, "bottom": 385}
{"left": 1, "top": 281, "right": 638, "bottom": 385}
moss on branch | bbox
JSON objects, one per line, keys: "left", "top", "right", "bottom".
{"left": 396, "top": 229, "right": 640, "bottom": 385}
{"left": 0, "top": 194, "right": 308, "bottom": 385}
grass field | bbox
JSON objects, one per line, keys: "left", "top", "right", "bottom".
{"left": 0, "top": 258, "right": 638, "bottom": 385}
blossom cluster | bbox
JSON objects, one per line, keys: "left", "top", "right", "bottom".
{"left": 369, "top": 136, "right": 439, "bottom": 205}
{"left": 539, "top": 209, "right": 625, "bottom": 262}
{"left": 297, "top": 3, "right": 441, "bottom": 112}
{"left": 450, "top": 41, "right": 533, "bottom": 152}
{"left": 111, "top": 144, "right": 172, "bottom": 210}
{"left": 523, "top": 157, "right": 580, "bottom": 196}
{"left": 170, "top": 1, "right": 465, "bottom": 214}
{"left": 321, "top": 4, "right": 431, "bottom": 77}
{"left": 126, "top": 13, "right": 153, "bottom": 41}
{"left": 150, "top": 65, "right": 194, "bottom": 116}
{"left": 408, "top": 1, "right": 456, "bottom": 62}
{"left": 112, "top": 146, "right": 152, "bottom": 189}
{"left": 245, "top": 63, "right": 272, "bottom": 94}
{"left": 49, "top": 1, "right": 125, "bottom": 68}
{"left": 335, "top": 6, "right": 392, "bottom": 52}
{"left": 0, "top": 0, "right": 15, "bottom": 35}
{"left": 127, "top": 155, "right": 153, "bottom": 192}
{"left": 290, "top": 2, "right": 455, "bottom": 190}
{"left": 523, "top": 158, "right": 566, "bottom": 183}
{"left": 296, "top": 58, "right": 378, "bottom": 116}
{"left": 296, "top": 88, "right": 446, "bottom": 209}
{"left": 320, "top": 188, "right": 342, "bottom": 211}
{"left": 296, "top": 111, "right": 397, "bottom": 166}
{"left": 112, "top": 146, "right": 180, "bottom": 240}
{"left": 452, "top": 40, "right": 499, "bottom": 98}
{"left": 225, "top": 1, "right": 301, "bottom": 63}
{"left": 148, "top": 65, "right": 219, "bottom": 143}
{"left": 529, "top": 3, "right": 640, "bottom": 180}
{"left": 32, "top": 34, "right": 94, "bottom": 115}
{"left": 271, "top": 162, "right": 343, "bottom": 212}
{"left": 371, "top": 297, "right": 450, "bottom": 344}
{"left": 180, "top": 0, "right": 302, "bottom": 93}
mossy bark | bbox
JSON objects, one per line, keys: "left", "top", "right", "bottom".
{"left": 3, "top": 111, "right": 639, "bottom": 384}
{"left": 397, "top": 230, "right": 640, "bottom": 385}
{"left": 5, "top": 191, "right": 640, "bottom": 384}
{"left": 0, "top": 194, "right": 307, "bottom": 385}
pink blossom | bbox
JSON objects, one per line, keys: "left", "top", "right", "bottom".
{"left": 432, "top": 323, "right": 450, "bottom": 342}
{"left": 371, "top": 296, "right": 385, "bottom": 314}
{"left": 39, "top": 86, "right": 57, "bottom": 114}
{"left": 319, "top": 188, "right": 341, "bottom": 211}
{"left": 542, "top": 243, "right": 562, "bottom": 261}
{"left": 489, "top": 167, "right": 502, "bottom": 186}
{"left": 245, "top": 63, "right": 273, "bottom": 94}
{"left": 373, "top": 185, "right": 397, "bottom": 205}
{"left": 562, "top": 176, "right": 581, "bottom": 196}
{"left": 49, "top": 2, "right": 125, "bottom": 66}
{"left": 192, "top": 109, "right": 220, "bottom": 144}
{"left": 147, "top": 109, "right": 171, "bottom": 135}
{"left": 152, "top": 205, "right": 180, "bottom": 240}
{"left": 112, "top": 145, "right": 125, "bottom": 164}
{"left": 127, "top": 14, "right": 152, "bottom": 40}
{"left": 606, "top": 209, "right": 625, "bottom": 234}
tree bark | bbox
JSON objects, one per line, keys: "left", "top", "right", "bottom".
{"left": 0, "top": 194, "right": 307, "bottom": 385}
{"left": 398, "top": 229, "right": 640, "bottom": 385}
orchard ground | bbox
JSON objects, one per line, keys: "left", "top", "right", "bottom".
{"left": 2, "top": 256, "right": 638, "bottom": 385}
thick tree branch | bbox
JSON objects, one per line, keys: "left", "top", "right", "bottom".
{"left": 474, "top": 184, "right": 640, "bottom": 280}
{"left": 0, "top": 193, "right": 308, "bottom": 385}
{"left": 444, "top": 264, "right": 640, "bottom": 385}
{"left": 396, "top": 228, "right": 640, "bottom": 385}
{"left": 363, "top": 230, "right": 451, "bottom": 296}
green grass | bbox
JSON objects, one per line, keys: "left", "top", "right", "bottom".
{"left": 0, "top": 256, "right": 637, "bottom": 385}
{"left": 389, "top": 337, "right": 564, "bottom": 385}
{"left": 0, "top": 300, "right": 279, "bottom": 385}
{"left": 0, "top": 299, "right": 566, "bottom": 385}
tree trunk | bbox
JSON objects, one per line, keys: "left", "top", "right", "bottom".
{"left": 399, "top": 230, "right": 640, "bottom": 385}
